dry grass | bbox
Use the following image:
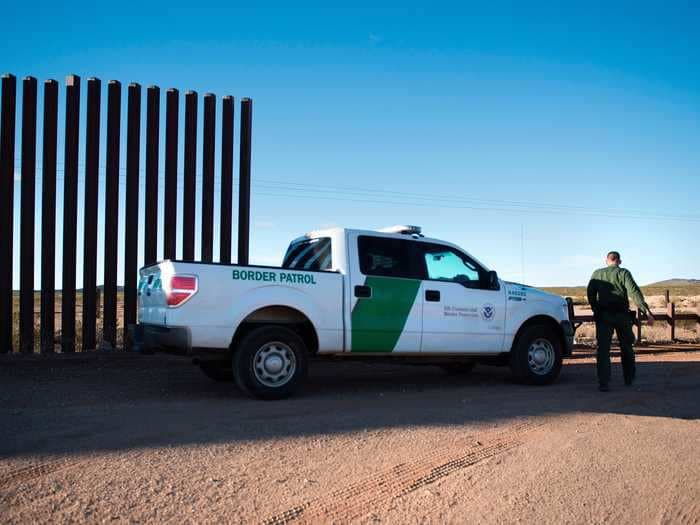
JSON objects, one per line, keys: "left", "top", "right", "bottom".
{"left": 11, "top": 292, "right": 127, "bottom": 353}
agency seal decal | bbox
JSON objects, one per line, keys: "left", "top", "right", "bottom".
{"left": 480, "top": 303, "right": 495, "bottom": 321}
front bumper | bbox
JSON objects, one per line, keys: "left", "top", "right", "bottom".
{"left": 561, "top": 320, "right": 574, "bottom": 357}
{"left": 133, "top": 323, "right": 191, "bottom": 355}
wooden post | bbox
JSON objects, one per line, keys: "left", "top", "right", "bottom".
{"left": 665, "top": 289, "right": 670, "bottom": 305}
{"left": 696, "top": 304, "right": 700, "bottom": 340}
{"left": 635, "top": 308, "right": 642, "bottom": 344}
{"left": 667, "top": 302, "right": 675, "bottom": 342}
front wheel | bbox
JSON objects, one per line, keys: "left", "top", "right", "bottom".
{"left": 510, "top": 324, "right": 562, "bottom": 385}
{"left": 233, "top": 326, "right": 309, "bottom": 400}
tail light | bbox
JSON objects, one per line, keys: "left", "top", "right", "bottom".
{"left": 166, "top": 274, "right": 198, "bottom": 307}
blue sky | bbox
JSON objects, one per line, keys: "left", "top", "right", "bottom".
{"left": 4, "top": 2, "right": 700, "bottom": 287}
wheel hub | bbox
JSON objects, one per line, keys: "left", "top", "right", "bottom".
{"left": 527, "top": 338, "right": 555, "bottom": 375}
{"left": 264, "top": 354, "right": 284, "bottom": 374}
{"left": 253, "top": 342, "right": 296, "bottom": 388}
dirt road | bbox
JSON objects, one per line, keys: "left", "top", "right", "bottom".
{"left": 1, "top": 347, "right": 699, "bottom": 524}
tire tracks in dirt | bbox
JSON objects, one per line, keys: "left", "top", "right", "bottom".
{"left": 261, "top": 420, "right": 540, "bottom": 525}
{"left": 0, "top": 459, "right": 80, "bottom": 490}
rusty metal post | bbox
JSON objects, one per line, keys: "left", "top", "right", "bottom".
{"left": 82, "top": 78, "right": 101, "bottom": 352}
{"left": 144, "top": 86, "right": 160, "bottom": 265}
{"left": 103, "top": 81, "right": 121, "bottom": 350}
{"left": 163, "top": 88, "right": 179, "bottom": 260}
{"left": 124, "top": 83, "right": 141, "bottom": 347}
{"left": 19, "top": 76, "right": 37, "bottom": 353}
{"left": 202, "top": 93, "right": 215, "bottom": 262}
{"left": 61, "top": 74, "right": 80, "bottom": 353}
{"left": 237, "top": 98, "right": 252, "bottom": 265}
{"left": 220, "top": 96, "right": 234, "bottom": 264}
{"left": 183, "top": 91, "right": 197, "bottom": 261}
{"left": 667, "top": 302, "right": 675, "bottom": 342}
{"left": 40, "top": 79, "right": 58, "bottom": 354}
{"left": 0, "top": 74, "right": 16, "bottom": 354}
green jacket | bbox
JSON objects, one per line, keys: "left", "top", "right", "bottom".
{"left": 587, "top": 265, "right": 650, "bottom": 315}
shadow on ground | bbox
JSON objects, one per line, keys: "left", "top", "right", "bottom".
{"left": 0, "top": 348, "right": 698, "bottom": 458}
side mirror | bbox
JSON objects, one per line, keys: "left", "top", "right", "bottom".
{"left": 487, "top": 270, "right": 499, "bottom": 290}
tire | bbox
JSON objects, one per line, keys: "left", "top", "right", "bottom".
{"left": 199, "top": 362, "right": 234, "bottom": 382}
{"left": 509, "top": 324, "right": 562, "bottom": 385}
{"left": 440, "top": 361, "right": 476, "bottom": 375}
{"left": 232, "top": 326, "right": 309, "bottom": 400}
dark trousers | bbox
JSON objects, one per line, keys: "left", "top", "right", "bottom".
{"left": 595, "top": 311, "right": 636, "bottom": 385}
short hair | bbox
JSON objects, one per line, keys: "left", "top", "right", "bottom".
{"left": 607, "top": 251, "right": 621, "bottom": 262}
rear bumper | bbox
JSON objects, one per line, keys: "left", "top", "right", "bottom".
{"left": 561, "top": 320, "right": 574, "bottom": 357}
{"left": 133, "top": 323, "right": 191, "bottom": 355}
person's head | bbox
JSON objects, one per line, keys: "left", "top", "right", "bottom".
{"left": 606, "top": 251, "right": 621, "bottom": 267}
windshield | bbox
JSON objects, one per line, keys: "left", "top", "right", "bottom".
{"left": 282, "top": 237, "right": 332, "bottom": 271}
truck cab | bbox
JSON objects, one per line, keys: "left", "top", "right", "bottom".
{"left": 136, "top": 225, "right": 574, "bottom": 399}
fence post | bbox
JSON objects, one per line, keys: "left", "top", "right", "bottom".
{"left": 220, "top": 96, "right": 234, "bottom": 264}
{"left": 696, "top": 304, "right": 700, "bottom": 340}
{"left": 124, "top": 83, "right": 141, "bottom": 348}
{"left": 144, "top": 86, "right": 160, "bottom": 265}
{"left": 82, "top": 78, "right": 101, "bottom": 352}
{"left": 61, "top": 74, "right": 80, "bottom": 353}
{"left": 667, "top": 302, "right": 675, "bottom": 342}
{"left": 40, "top": 79, "right": 58, "bottom": 354}
{"left": 103, "top": 81, "right": 121, "bottom": 350}
{"left": 202, "top": 93, "right": 216, "bottom": 262}
{"left": 635, "top": 308, "right": 642, "bottom": 344}
{"left": 182, "top": 91, "right": 197, "bottom": 261}
{"left": 238, "top": 98, "right": 252, "bottom": 265}
{"left": 664, "top": 289, "right": 670, "bottom": 305}
{"left": 19, "top": 76, "right": 37, "bottom": 354}
{"left": 0, "top": 74, "right": 16, "bottom": 354}
{"left": 163, "top": 88, "right": 179, "bottom": 260}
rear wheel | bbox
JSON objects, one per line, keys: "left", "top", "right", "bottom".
{"left": 510, "top": 324, "right": 562, "bottom": 385}
{"left": 199, "top": 362, "right": 233, "bottom": 382}
{"left": 233, "top": 326, "right": 309, "bottom": 400}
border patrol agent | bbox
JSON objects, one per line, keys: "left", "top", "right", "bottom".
{"left": 587, "top": 251, "right": 655, "bottom": 391}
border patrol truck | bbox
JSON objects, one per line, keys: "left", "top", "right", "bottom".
{"left": 136, "top": 226, "right": 574, "bottom": 399}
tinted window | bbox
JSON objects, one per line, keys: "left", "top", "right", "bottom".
{"left": 421, "top": 243, "right": 487, "bottom": 289}
{"left": 282, "top": 238, "right": 332, "bottom": 271}
{"left": 358, "top": 236, "right": 424, "bottom": 279}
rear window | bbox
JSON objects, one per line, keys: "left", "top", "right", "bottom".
{"left": 282, "top": 237, "right": 332, "bottom": 271}
{"left": 358, "top": 235, "right": 424, "bottom": 279}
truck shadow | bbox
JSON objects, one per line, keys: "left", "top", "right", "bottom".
{"left": 0, "top": 351, "right": 698, "bottom": 458}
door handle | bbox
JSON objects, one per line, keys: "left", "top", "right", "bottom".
{"left": 354, "top": 285, "right": 372, "bottom": 298}
{"left": 425, "top": 289, "right": 440, "bottom": 302}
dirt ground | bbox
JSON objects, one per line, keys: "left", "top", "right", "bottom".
{"left": 1, "top": 347, "right": 699, "bottom": 524}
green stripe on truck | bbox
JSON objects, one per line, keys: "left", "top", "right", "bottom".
{"left": 351, "top": 276, "right": 421, "bottom": 352}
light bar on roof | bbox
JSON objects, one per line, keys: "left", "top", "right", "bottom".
{"left": 378, "top": 225, "right": 422, "bottom": 235}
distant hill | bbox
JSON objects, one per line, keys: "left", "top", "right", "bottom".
{"left": 646, "top": 279, "right": 700, "bottom": 287}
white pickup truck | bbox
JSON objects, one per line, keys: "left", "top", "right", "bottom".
{"left": 136, "top": 226, "right": 573, "bottom": 399}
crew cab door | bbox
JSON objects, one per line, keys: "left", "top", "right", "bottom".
{"left": 346, "top": 233, "right": 424, "bottom": 353}
{"left": 419, "top": 242, "right": 505, "bottom": 353}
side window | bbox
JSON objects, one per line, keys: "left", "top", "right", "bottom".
{"left": 282, "top": 238, "right": 332, "bottom": 271}
{"left": 358, "top": 236, "right": 424, "bottom": 279}
{"left": 422, "top": 243, "right": 486, "bottom": 289}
